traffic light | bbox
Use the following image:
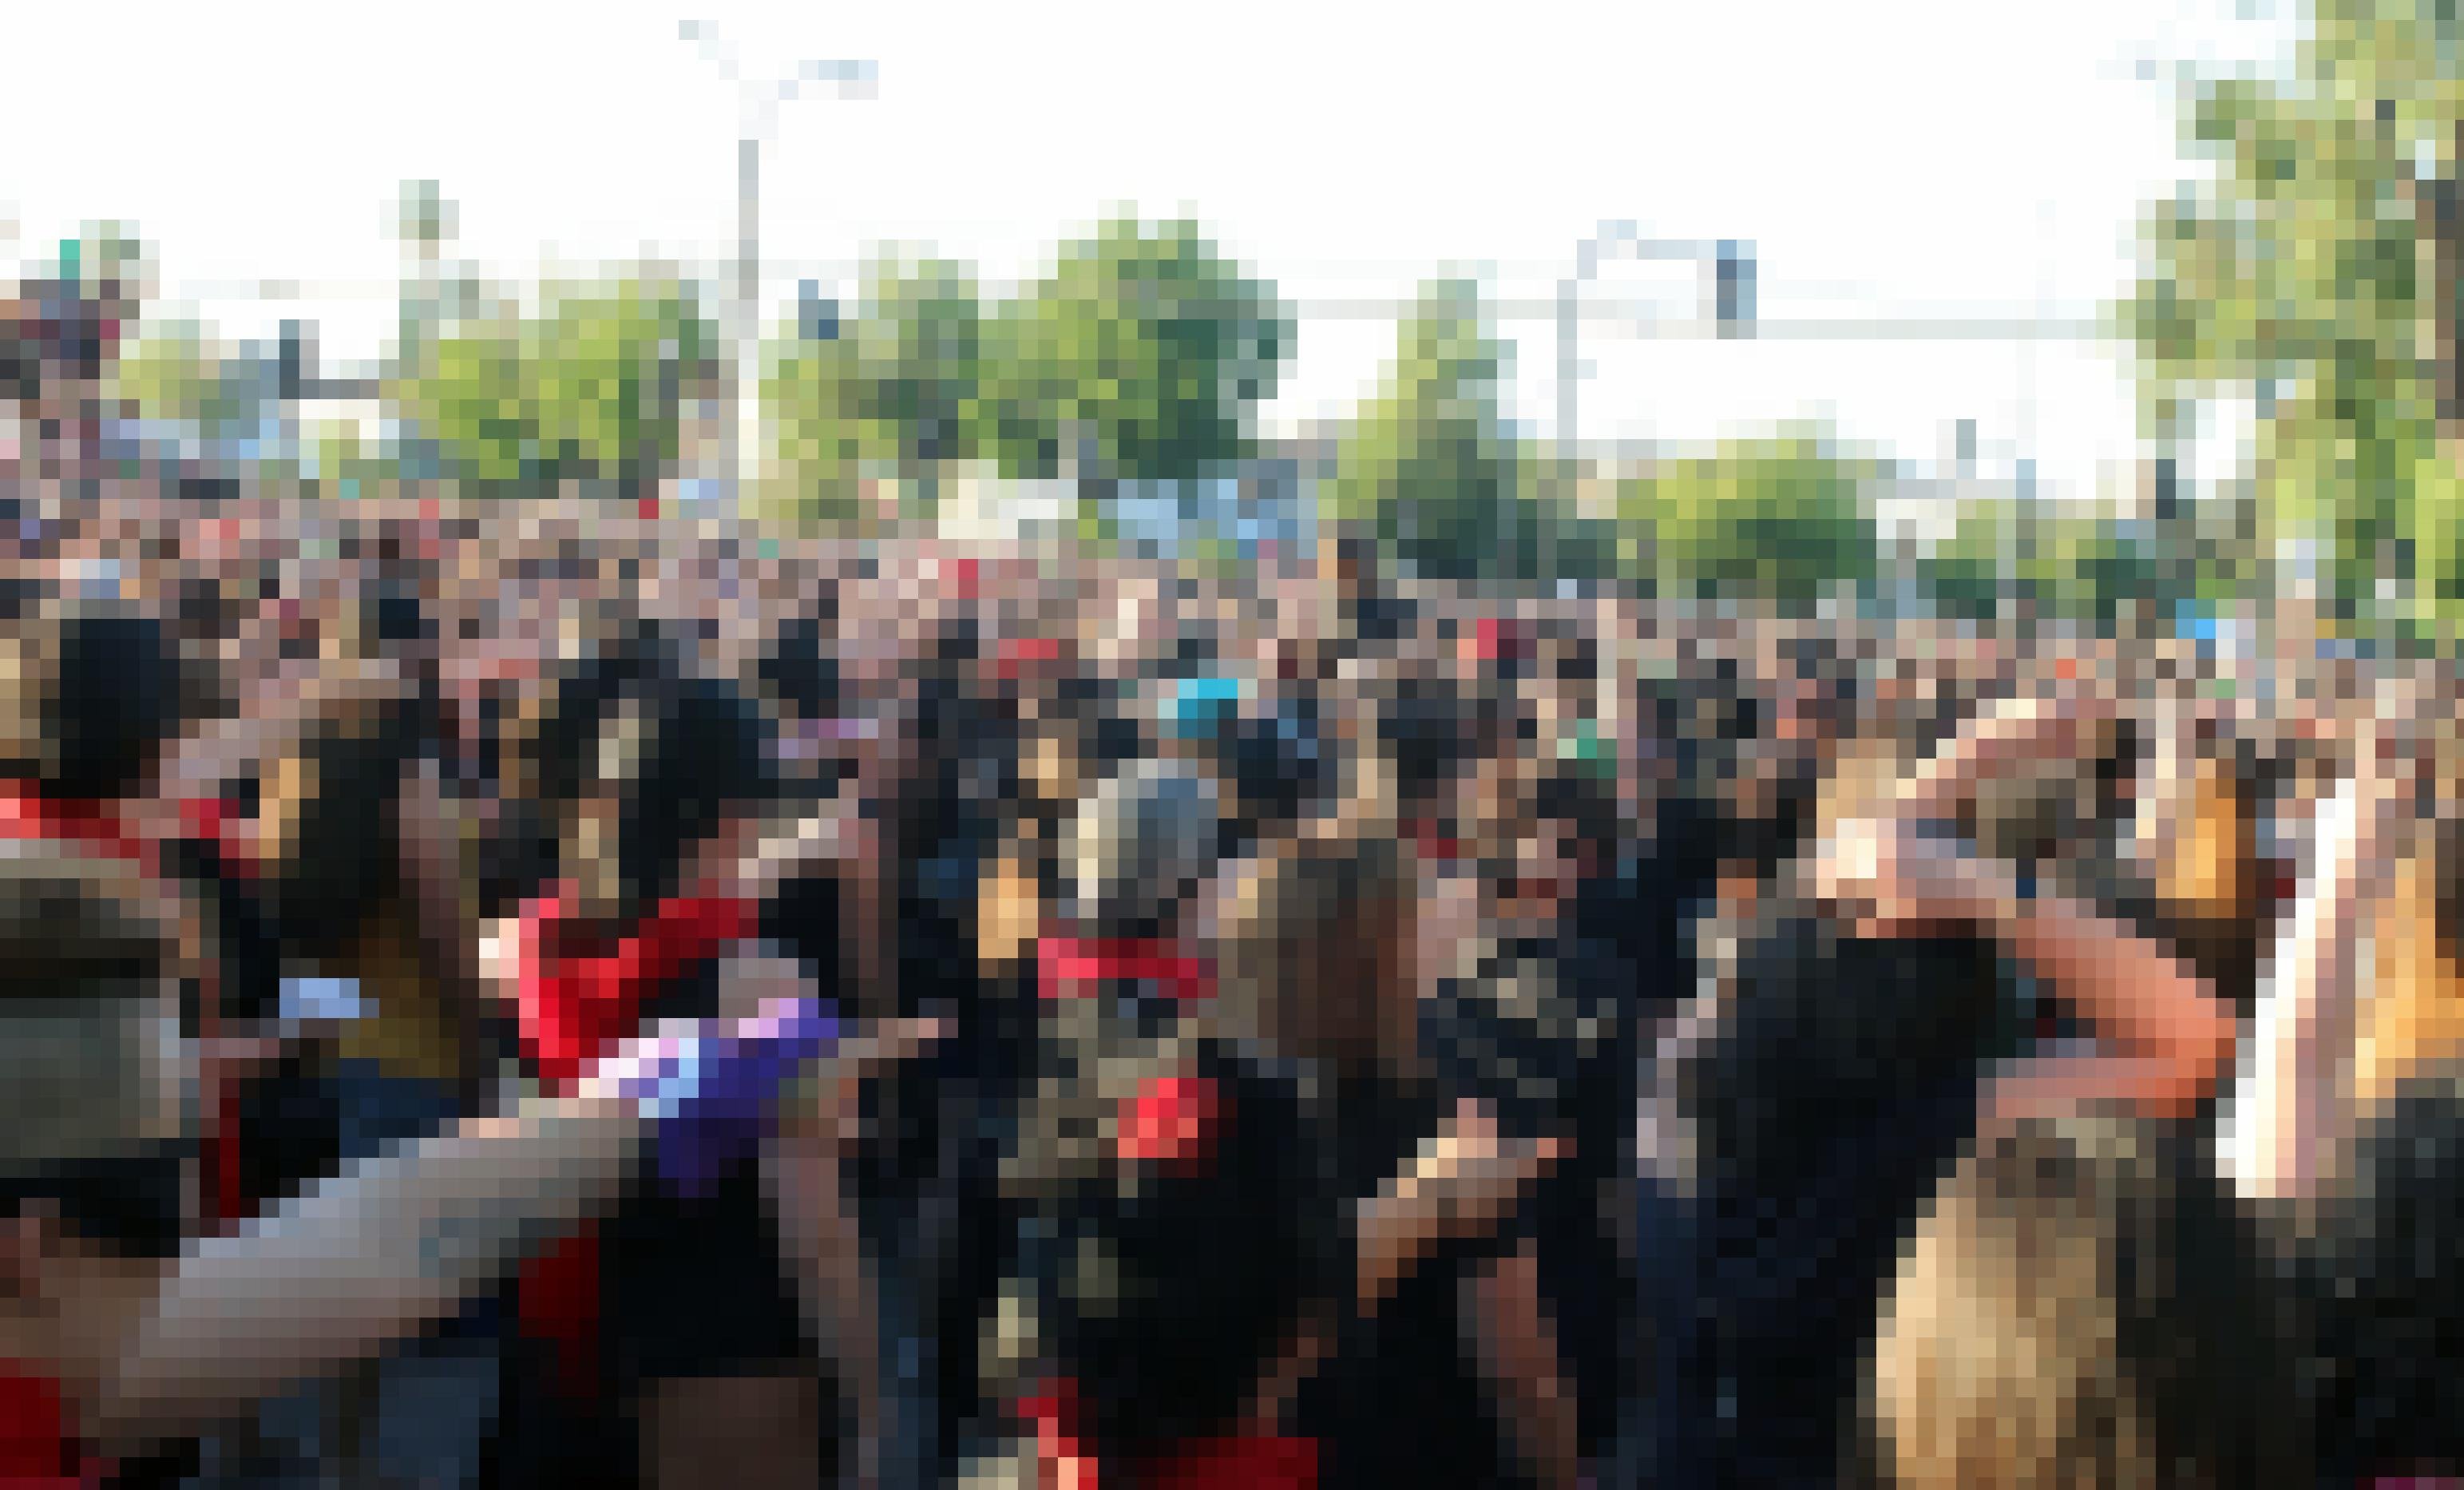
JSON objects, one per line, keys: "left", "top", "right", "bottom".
{"left": 1715, "top": 240, "right": 1755, "bottom": 339}
{"left": 798, "top": 280, "right": 839, "bottom": 343}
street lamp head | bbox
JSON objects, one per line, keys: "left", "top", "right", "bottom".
{"left": 679, "top": 18, "right": 742, "bottom": 82}
{"left": 787, "top": 57, "right": 878, "bottom": 100}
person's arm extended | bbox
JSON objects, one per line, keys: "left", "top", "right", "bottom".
{"left": 2223, "top": 752, "right": 2407, "bottom": 1203}
{"left": 93, "top": 1089, "right": 644, "bottom": 1453}
{"left": 82, "top": 1005, "right": 916, "bottom": 1456}
{"left": 1892, "top": 685, "right": 2117, "bottom": 824}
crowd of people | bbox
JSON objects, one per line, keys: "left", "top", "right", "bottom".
{"left": 2, "top": 476, "right": 2462, "bottom": 1489}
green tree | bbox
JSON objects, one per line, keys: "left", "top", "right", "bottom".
{"left": 1328, "top": 279, "right": 1539, "bottom": 581}
{"left": 1920, "top": 496, "right": 2014, "bottom": 622}
{"left": 111, "top": 320, "right": 260, "bottom": 436}
{"left": 397, "top": 267, "right": 715, "bottom": 497}
{"left": 768, "top": 253, "right": 984, "bottom": 518}
{"left": 1621, "top": 428, "right": 1880, "bottom": 607}
{"left": 2121, "top": 0, "right": 2464, "bottom": 620}
{"left": 527, "top": 267, "right": 718, "bottom": 498}
{"left": 984, "top": 216, "right": 1289, "bottom": 481}
{"left": 397, "top": 307, "right": 533, "bottom": 490}
{"left": 1919, "top": 497, "right": 2159, "bottom": 624}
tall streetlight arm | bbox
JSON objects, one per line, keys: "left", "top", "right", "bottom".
{"left": 676, "top": 19, "right": 876, "bottom": 509}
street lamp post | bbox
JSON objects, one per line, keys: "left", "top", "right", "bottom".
{"left": 1551, "top": 221, "right": 1641, "bottom": 586}
{"left": 1557, "top": 220, "right": 1640, "bottom": 462}
{"left": 1553, "top": 224, "right": 1757, "bottom": 585}
{"left": 680, "top": 20, "right": 876, "bottom": 510}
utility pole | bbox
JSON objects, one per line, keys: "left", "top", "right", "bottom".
{"left": 681, "top": 20, "right": 876, "bottom": 509}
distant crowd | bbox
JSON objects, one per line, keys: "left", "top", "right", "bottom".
{"left": 2, "top": 472, "right": 2463, "bottom": 1490}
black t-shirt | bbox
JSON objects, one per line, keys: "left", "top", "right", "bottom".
{"left": 1674, "top": 917, "right": 2002, "bottom": 1484}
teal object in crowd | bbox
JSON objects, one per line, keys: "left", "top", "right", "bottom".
{"left": 1164, "top": 675, "right": 1246, "bottom": 742}
{"left": 1558, "top": 718, "right": 1612, "bottom": 774}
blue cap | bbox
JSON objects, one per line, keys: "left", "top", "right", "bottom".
{"left": 1163, "top": 675, "right": 1246, "bottom": 742}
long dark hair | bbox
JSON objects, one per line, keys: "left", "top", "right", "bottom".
{"left": 2301, "top": 1068, "right": 2464, "bottom": 1479}
{"left": 757, "top": 610, "right": 840, "bottom": 722}
{"left": 263, "top": 690, "right": 424, "bottom": 962}
{"left": 481, "top": 620, "right": 673, "bottom": 920}
{"left": 41, "top": 605, "right": 190, "bottom": 801}
{"left": 586, "top": 672, "right": 778, "bottom": 926}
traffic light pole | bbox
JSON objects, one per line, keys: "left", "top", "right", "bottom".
{"left": 732, "top": 133, "right": 759, "bottom": 509}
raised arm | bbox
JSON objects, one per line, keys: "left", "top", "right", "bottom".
{"left": 2222, "top": 728, "right": 2415, "bottom": 1204}
{"left": 1892, "top": 682, "right": 2119, "bottom": 826}
{"left": 1812, "top": 815, "right": 2238, "bottom": 1124}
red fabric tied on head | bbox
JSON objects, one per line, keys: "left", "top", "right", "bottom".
{"left": 1464, "top": 617, "right": 1528, "bottom": 670}
{"left": 949, "top": 557, "right": 981, "bottom": 600}
{"left": 995, "top": 636, "right": 1065, "bottom": 681}
{"left": 1037, "top": 936, "right": 1215, "bottom": 1004}
{"left": 1115, "top": 1073, "right": 1225, "bottom": 1172}
{"left": 0, "top": 781, "right": 150, "bottom": 874}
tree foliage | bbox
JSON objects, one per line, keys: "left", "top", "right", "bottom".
{"left": 984, "top": 216, "right": 1289, "bottom": 481}
{"left": 396, "top": 267, "right": 716, "bottom": 496}
{"left": 2122, "top": 0, "right": 2464, "bottom": 616}
{"left": 1619, "top": 429, "right": 1880, "bottom": 607}
{"left": 110, "top": 320, "right": 262, "bottom": 436}
{"left": 1919, "top": 497, "right": 2159, "bottom": 624}
{"left": 767, "top": 252, "right": 984, "bottom": 517}
{"left": 1329, "top": 279, "right": 1583, "bottom": 581}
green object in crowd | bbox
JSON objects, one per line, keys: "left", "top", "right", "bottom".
{"left": 1558, "top": 719, "right": 1610, "bottom": 771}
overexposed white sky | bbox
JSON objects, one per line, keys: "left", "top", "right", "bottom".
{"left": 0, "top": 0, "right": 2298, "bottom": 492}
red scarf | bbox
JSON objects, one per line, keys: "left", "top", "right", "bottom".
{"left": 1018, "top": 1379, "right": 1319, "bottom": 1490}
{"left": 510, "top": 885, "right": 756, "bottom": 1401}
{"left": 1037, "top": 935, "right": 1216, "bottom": 1004}
{"left": 0, "top": 779, "right": 261, "bottom": 882}
{"left": 513, "top": 886, "right": 757, "bottom": 1088}
{"left": 0, "top": 1366, "right": 105, "bottom": 1488}
{"left": 0, "top": 781, "right": 149, "bottom": 871}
